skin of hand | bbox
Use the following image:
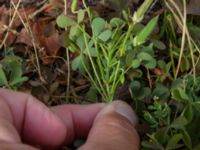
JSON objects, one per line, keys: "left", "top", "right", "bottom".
{"left": 0, "top": 89, "right": 140, "bottom": 150}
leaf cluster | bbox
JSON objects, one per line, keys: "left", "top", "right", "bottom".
{"left": 56, "top": 0, "right": 158, "bottom": 102}
{"left": 0, "top": 49, "right": 28, "bottom": 89}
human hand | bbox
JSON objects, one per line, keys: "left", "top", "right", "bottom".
{"left": 0, "top": 89, "right": 139, "bottom": 150}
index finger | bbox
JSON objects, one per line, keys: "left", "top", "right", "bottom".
{"left": 0, "top": 89, "right": 104, "bottom": 148}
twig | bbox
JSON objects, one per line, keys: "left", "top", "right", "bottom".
{"left": 21, "top": 6, "right": 46, "bottom": 83}
{"left": 147, "top": 68, "right": 152, "bottom": 89}
{"left": 63, "top": 0, "right": 71, "bottom": 101}
{"left": 0, "top": 0, "right": 21, "bottom": 49}
{"left": 29, "top": 3, "right": 51, "bottom": 19}
{"left": 165, "top": 0, "right": 197, "bottom": 79}
{"left": 175, "top": 0, "right": 187, "bottom": 78}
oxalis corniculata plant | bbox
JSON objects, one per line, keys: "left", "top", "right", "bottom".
{"left": 57, "top": 0, "right": 158, "bottom": 102}
{"left": 0, "top": 0, "right": 199, "bottom": 149}
{"left": 55, "top": 0, "right": 200, "bottom": 149}
{"left": 0, "top": 0, "right": 198, "bottom": 149}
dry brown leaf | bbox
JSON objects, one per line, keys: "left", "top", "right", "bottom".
{"left": 41, "top": 32, "right": 60, "bottom": 64}
{"left": 0, "top": 4, "right": 37, "bottom": 46}
{"left": 31, "top": 19, "right": 61, "bottom": 64}
{"left": 10, "top": 5, "right": 36, "bottom": 29}
{"left": 16, "top": 28, "right": 32, "bottom": 46}
{"left": 5, "top": 32, "right": 17, "bottom": 46}
{"left": 0, "top": 6, "right": 10, "bottom": 43}
{"left": 0, "top": 2, "right": 62, "bottom": 63}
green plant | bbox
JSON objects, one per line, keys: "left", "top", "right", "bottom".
{"left": 57, "top": 0, "right": 159, "bottom": 102}
{"left": 133, "top": 74, "right": 200, "bottom": 150}
{"left": 0, "top": 55, "right": 28, "bottom": 89}
{"left": 56, "top": 1, "right": 200, "bottom": 149}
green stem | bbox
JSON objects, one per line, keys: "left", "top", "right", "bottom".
{"left": 80, "top": 53, "right": 108, "bottom": 101}
{"left": 119, "top": 23, "right": 135, "bottom": 56}
{"left": 83, "top": 31, "right": 109, "bottom": 101}
{"left": 169, "top": 41, "right": 176, "bottom": 79}
{"left": 111, "top": 61, "right": 121, "bottom": 96}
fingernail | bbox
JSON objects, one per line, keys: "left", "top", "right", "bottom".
{"left": 100, "top": 100, "right": 138, "bottom": 126}
{"left": 114, "top": 100, "right": 138, "bottom": 126}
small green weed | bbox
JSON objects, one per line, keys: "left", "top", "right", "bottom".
{"left": 138, "top": 75, "right": 200, "bottom": 150}
{"left": 0, "top": 49, "right": 28, "bottom": 89}
{"left": 55, "top": 0, "right": 200, "bottom": 149}
{"left": 57, "top": 0, "right": 158, "bottom": 102}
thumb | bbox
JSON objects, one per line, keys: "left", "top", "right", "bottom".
{"left": 79, "top": 100, "right": 140, "bottom": 150}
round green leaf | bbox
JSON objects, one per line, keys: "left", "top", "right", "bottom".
{"left": 183, "top": 104, "right": 193, "bottom": 123}
{"left": 98, "top": 30, "right": 112, "bottom": 42}
{"left": 56, "top": 15, "right": 76, "bottom": 28}
{"left": 144, "top": 59, "right": 157, "bottom": 69}
{"left": 151, "top": 39, "right": 166, "bottom": 50}
{"left": 71, "top": 56, "right": 85, "bottom": 73}
{"left": 77, "top": 9, "right": 85, "bottom": 23}
{"left": 171, "top": 116, "right": 188, "bottom": 129}
{"left": 110, "top": 18, "right": 125, "bottom": 27}
{"left": 137, "top": 52, "right": 156, "bottom": 69}
{"left": 132, "top": 59, "right": 141, "bottom": 68}
{"left": 138, "top": 52, "right": 153, "bottom": 61}
{"left": 92, "top": 17, "right": 106, "bottom": 36}
{"left": 70, "top": 25, "right": 80, "bottom": 38}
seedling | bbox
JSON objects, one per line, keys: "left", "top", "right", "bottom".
{"left": 0, "top": 55, "right": 28, "bottom": 89}
{"left": 57, "top": 0, "right": 158, "bottom": 102}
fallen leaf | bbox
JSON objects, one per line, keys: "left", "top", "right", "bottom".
{"left": 0, "top": 6, "right": 10, "bottom": 43}
{"left": 5, "top": 32, "right": 17, "bottom": 46}
{"left": 10, "top": 5, "right": 36, "bottom": 29}
{"left": 42, "top": 31, "right": 61, "bottom": 64}
{"left": 16, "top": 28, "right": 32, "bottom": 46}
{"left": 31, "top": 19, "right": 61, "bottom": 64}
{"left": 0, "top": 4, "right": 36, "bottom": 46}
